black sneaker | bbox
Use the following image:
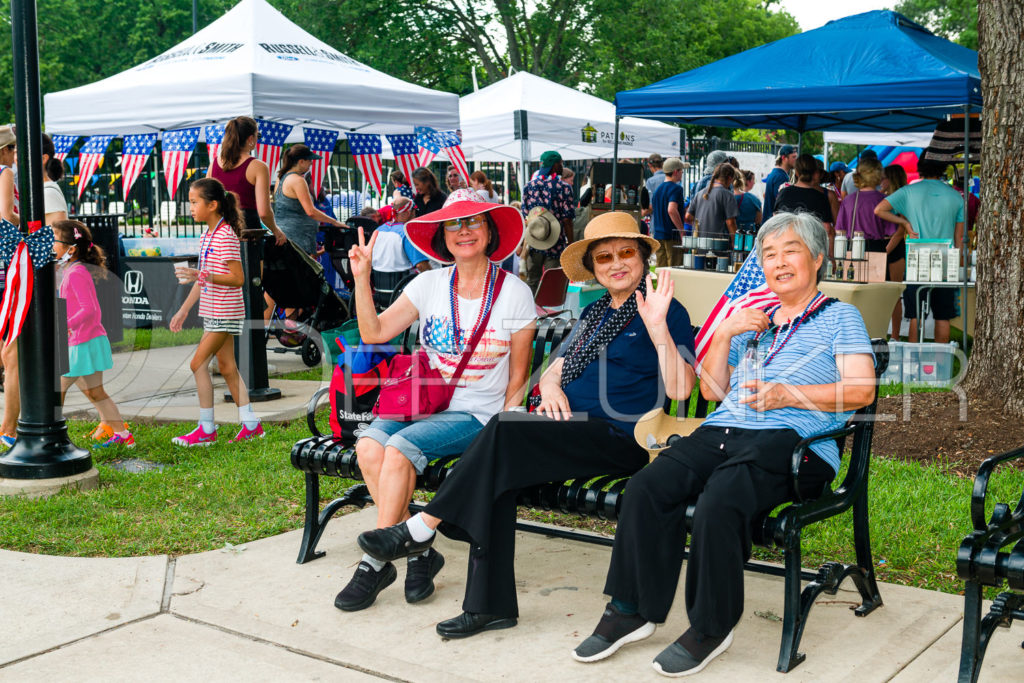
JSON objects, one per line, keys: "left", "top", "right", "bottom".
{"left": 572, "top": 602, "right": 656, "bottom": 663}
{"left": 652, "top": 628, "right": 733, "bottom": 677}
{"left": 333, "top": 561, "right": 397, "bottom": 612}
{"left": 357, "top": 523, "right": 434, "bottom": 562}
{"left": 405, "top": 548, "right": 445, "bottom": 604}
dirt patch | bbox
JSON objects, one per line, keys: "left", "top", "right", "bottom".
{"left": 871, "top": 391, "right": 1024, "bottom": 474}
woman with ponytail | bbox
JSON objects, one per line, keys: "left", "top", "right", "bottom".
{"left": 208, "top": 116, "right": 286, "bottom": 245}
{"left": 274, "top": 143, "right": 345, "bottom": 256}
{"left": 685, "top": 162, "right": 739, "bottom": 240}
{"left": 170, "top": 178, "right": 265, "bottom": 446}
{"left": 52, "top": 220, "right": 133, "bottom": 447}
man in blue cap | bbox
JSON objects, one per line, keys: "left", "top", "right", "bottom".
{"left": 521, "top": 150, "right": 575, "bottom": 291}
{"left": 762, "top": 144, "right": 797, "bottom": 222}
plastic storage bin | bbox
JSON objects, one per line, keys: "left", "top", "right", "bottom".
{"left": 879, "top": 341, "right": 959, "bottom": 387}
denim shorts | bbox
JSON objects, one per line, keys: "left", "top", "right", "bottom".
{"left": 358, "top": 411, "right": 484, "bottom": 474}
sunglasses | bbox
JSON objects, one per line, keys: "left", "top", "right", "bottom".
{"left": 54, "top": 239, "right": 75, "bottom": 246}
{"left": 592, "top": 246, "right": 638, "bottom": 265}
{"left": 443, "top": 216, "right": 488, "bottom": 232}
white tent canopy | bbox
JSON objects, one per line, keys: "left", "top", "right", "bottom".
{"left": 459, "top": 73, "right": 681, "bottom": 163}
{"left": 43, "top": 0, "right": 459, "bottom": 137}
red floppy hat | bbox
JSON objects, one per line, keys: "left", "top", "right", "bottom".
{"left": 405, "top": 189, "right": 524, "bottom": 264}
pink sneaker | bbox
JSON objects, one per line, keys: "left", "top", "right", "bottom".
{"left": 172, "top": 425, "right": 217, "bottom": 447}
{"left": 230, "top": 423, "right": 265, "bottom": 443}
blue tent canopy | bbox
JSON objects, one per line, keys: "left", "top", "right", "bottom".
{"left": 615, "top": 11, "right": 980, "bottom": 133}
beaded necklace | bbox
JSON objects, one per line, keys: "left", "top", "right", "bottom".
{"left": 449, "top": 263, "right": 497, "bottom": 353}
{"left": 754, "top": 292, "right": 828, "bottom": 367}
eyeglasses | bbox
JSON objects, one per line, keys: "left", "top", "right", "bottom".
{"left": 592, "top": 246, "right": 638, "bottom": 265}
{"left": 54, "top": 239, "right": 75, "bottom": 245}
{"left": 443, "top": 216, "right": 488, "bottom": 232}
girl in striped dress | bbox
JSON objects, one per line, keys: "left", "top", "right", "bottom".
{"left": 170, "top": 178, "right": 263, "bottom": 445}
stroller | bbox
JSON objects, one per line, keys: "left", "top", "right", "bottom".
{"left": 322, "top": 215, "right": 418, "bottom": 311}
{"left": 263, "top": 237, "right": 350, "bottom": 367}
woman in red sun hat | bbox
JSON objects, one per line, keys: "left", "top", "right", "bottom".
{"left": 334, "top": 189, "right": 536, "bottom": 613}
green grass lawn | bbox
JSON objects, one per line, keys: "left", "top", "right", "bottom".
{"left": 110, "top": 327, "right": 204, "bottom": 354}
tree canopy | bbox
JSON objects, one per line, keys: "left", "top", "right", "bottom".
{"left": 895, "top": 0, "right": 978, "bottom": 49}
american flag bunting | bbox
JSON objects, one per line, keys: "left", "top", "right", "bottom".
{"left": 161, "top": 127, "right": 200, "bottom": 196}
{"left": 120, "top": 133, "right": 157, "bottom": 201}
{"left": 415, "top": 126, "right": 441, "bottom": 167}
{"left": 438, "top": 131, "right": 469, "bottom": 185}
{"left": 690, "top": 252, "right": 780, "bottom": 372}
{"left": 345, "top": 133, "right": 383, "bottom": 198}
{"left": 75, "top": 135, "right": 114, "bottom": 200}
{"left": 386, "top": 134, "right": 421, "bottom": 188}
{"left": 52, "top": 135, "right": 79, "bottom": 163}
{"left": 205, "top": 124, "right": 226, "bottom": 168}
{"left": 305, "top": 127, "right": 340, "bottom": 197}
{"left": 256, "top": 120, "right": 293, "bottom": 179}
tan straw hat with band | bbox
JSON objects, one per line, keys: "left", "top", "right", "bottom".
{"left": 559, "top": 211, "right": 660, "bottom": 282}
{"left": 634, "top": 408, "right": 705, "bottom": 460}
{"left": 524, "top": 206, "right": 561, "bottom": 251}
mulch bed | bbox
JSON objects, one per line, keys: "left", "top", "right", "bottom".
{"left": 872, "top": 392, "right": 1024, "bottom": 474}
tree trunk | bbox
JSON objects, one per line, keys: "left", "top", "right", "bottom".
{"left": 963, "top": 0, "right": 1024, "bottom": 415}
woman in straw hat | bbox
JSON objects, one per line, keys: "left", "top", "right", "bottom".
{"left": 574, "top": 212, "right": 876, "bottom": 677}
{"left": 335, "top": 189, "right": 536, "bottom": 613}
{"left": 357, "top": 211, "right": 698, "bottom": 639}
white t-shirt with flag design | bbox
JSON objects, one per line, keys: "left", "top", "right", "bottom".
{"left": 402, "top": 267, "right": 535, "bottom": 424}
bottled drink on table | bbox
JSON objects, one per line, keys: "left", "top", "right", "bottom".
{"left": 851, "top": 231, "right": 865, "bottom": 259}
{"left": 738, "top": 339, "right": 762, "bottom": 402}
{"left": 833, "top": 233, "right": 848, "bottom": 259}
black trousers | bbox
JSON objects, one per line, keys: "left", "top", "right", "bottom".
{"left": 603, "top": 425, "right": 834, "bottom": 637}
{"left": 425, "top": 412, "right": 649, "bottom": 618}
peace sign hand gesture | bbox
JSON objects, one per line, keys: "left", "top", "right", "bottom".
{"left": 348, "top": 226, "right": 378, "bottom": 282}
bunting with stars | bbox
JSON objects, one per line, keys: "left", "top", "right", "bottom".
{"left": 255, "top": 120, "right": 293, "bottom": 179}
{"left": 205, "top": 124, "right": 226, "bottom": 168}
{"left": 415, "top": 126, "right": 441, "bottom": 167}
{"left": 439, "top": 131, "right": 469, "bottom": 185}
{"left": 386, "top": 134, "right": 420, "bottom": 187}
{"left": 161, "top": 127, "right": 201, "bottom": 196}
{"left": 121, "top": 133, "right": 157, "bottom": 200}
{"left": 304, "top": 127, "right": 340, "bottom": 197}
{"left": 75, "top": 135, "right": 114, "bottom": 199}
{"left": 52, "top": 135, "right": 79, "bottom": 163}
{"left": 345, "top": 133, "right": 383, "bottom": 198}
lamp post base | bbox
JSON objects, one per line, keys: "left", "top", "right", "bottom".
{"left": 0, "top": 423, "right": 91, "bottom": 480}
{"left": 0, "top": 466, "right": 98, "bottom": 498}
{"left": 224, "top": 386, "right": 282, "bottom": 403}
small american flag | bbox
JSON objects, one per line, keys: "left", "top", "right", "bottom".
{"left": 162, "top": 127, "right": 200, "bottom": 196}
{"left": 691, "top": 251, "right": 780, "bottom": 372}
{"left": 304, "top": 127, "right": 340, "bottom": 197}
{"left": 346, "top": 133, "right": 383, "bottom": 198}
{"left": 205, "top": 124, "right": 226, "bottom": 168}
{"left": 121, "top": 133, "right": 157, "bottom": 201}
{"left": 52, "top": 135, "right": 79, "bottom": 162}
{"left": 75, "top": 135, "right": 114, "bottom": 200}
{"left": 256, "top": 120, "right": 293, "bottom": 179}
{"left": 386, "top": 134, "right": 421, "bottom": 189}
{"left": 415, "top": 126, "right": 441, "bottom": 167}
{"left": 438, "top": 130, "right": 469, "bottom": 186}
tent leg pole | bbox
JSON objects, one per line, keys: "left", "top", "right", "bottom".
{"left": 962, "top": 104, "right": 970, "bottom": 352}
{"left": 796, "top": 132, "right": 803, "bottom": 155}
{"left": 611, "top": 116, "right": 620, "bottom": 207}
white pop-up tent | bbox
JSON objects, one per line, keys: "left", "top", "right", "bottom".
{"left": 44, "top": 0, "right": 459, "bottom": 136}
{"left": 459, "top": 72, "right": 681, "bottom": 187}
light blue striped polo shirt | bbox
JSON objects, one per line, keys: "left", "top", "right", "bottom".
{"left": 702, "top": 301, "right": 874, "bottom": 473}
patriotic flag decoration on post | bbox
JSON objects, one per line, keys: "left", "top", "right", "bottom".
{"left": 205, "top": 124, "right": 226, "bottom": 167}
{"left": 438, "top": 131, "right": 469, "bottom": 184}
{"left": 255, "top": 120, "right": 293, "bottom": 179}
{"left": 346, "top": 133, "right": 383, "bottom": 198}
{"left": 691, "top": 252, "right": 781, "bottom": 372}
{"left": 304, "top": 127, "right": 340, "bottom": 197}
{"left": 161, "top": 127, "right": 201, "bottom": 196}
{"left": 75, "top": 135, "right": 115, "bottom": 199}
{"left": 120, "top": 133, "right": 157, "bottom": 201}
{"left": 415, "top": 126, "right": 441, "bottom": 167}
{"left": 387, "top": 134, "right": 421, "bottom": 187}
{"left": 52, "top": 135, "right": 79, "bottom": 162}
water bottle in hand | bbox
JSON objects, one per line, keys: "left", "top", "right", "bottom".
{"left": 738, "top": 339, "right": 761, "bottom": 402}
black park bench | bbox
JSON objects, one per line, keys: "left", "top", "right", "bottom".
{"left": 956, "top": 446, "right": 1024, "bottom": 682}
{"left": 290, "top": 316, "right": 890, "bottom": 673}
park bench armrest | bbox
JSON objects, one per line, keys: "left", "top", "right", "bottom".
{"left": 969, "top": 445, "right": 1024, "bottom": 532}
{"left": 306, "top": 387, "right": 331, "bottom": 438}
{"left": 790, "top": 424, "right": 857, "bottom": 504}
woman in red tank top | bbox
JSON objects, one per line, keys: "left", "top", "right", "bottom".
{"left": 208, "top": 116, "right": 286, "bottom": 245}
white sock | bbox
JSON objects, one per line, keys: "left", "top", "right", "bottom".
{"left": 405, "top": 514, "right": 436, "bottom": 543}
{"left": 361, "top": 553, "right": 385, "bottom": 571}
{"left": 199, "top": 408, "right": 215, "bottom": 433}
{"left": 238, "top": 403, "right": 259, "bottom": 430}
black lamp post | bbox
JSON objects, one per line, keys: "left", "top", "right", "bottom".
{"left": 0, "top": 0, "right": 90, "bottom": 479}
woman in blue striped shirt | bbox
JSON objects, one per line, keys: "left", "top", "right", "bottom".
{"left": 575, "top": 211, "right": 877, "bottom": 677}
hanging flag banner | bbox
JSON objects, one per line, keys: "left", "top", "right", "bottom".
{"left": 387, "top": 134, "right": 420, "bottom": 188}
{"left": 76, "top": 135, "right": 115, "bottom": 200}
{"left": 415, "top": 126, "right": 441, "bottom": 167}
{"left": 438, "top": 130, "right": 469, "bottom": 185}
{"left": 345, "top": 133, "right": 383, "bottom": 198}
{"left": 52, "top": 135, "right": 79, "bottom": 163}
{"left": 304, "top": 127, "right": 340, "bottom": 197}
{"left": 121, "top": 133, "right": 157, "bottom": 201}
{"left": 162, "top": 127, "right": 201, "bottom": 196}
{"left": 255, "top": 120, "right": 293, "bottom": 179}
{"left": 0, "top": 220, "right": 55, "bottom": 348}
{"left": 205, "top": 124, "right": 226, "bottom": 169}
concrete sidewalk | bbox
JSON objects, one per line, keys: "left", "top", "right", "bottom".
{"left": 2, "top": 507, "right": 1021, "bottom": 681}
{"left": 1, "top": 342, "right": 331, "bottom": 426}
